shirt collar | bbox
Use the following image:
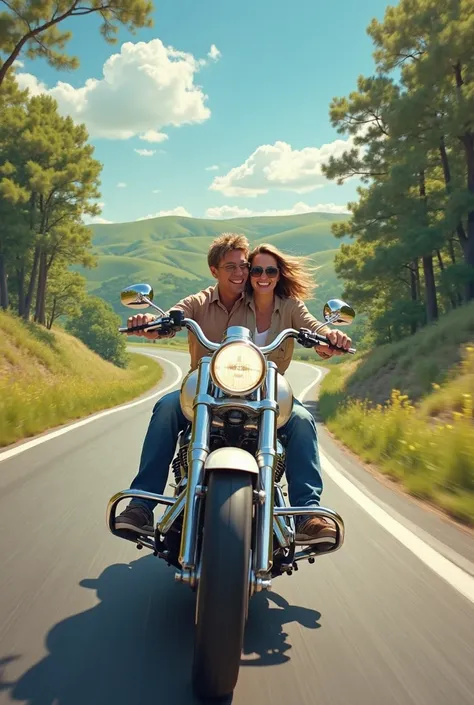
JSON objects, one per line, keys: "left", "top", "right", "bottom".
{"left": 245, "top": 293, "right": 282, "bottom": 313}
{"left": 211, "top": 284, "right": 245, "bottom": 306}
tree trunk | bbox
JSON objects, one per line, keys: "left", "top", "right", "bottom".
{"left": 34, "top": 251, "right": 48, "bottom": 325}
{"left": 439, "top": 136, "right": 469, "bottom": 290}
{"left": 0, "top": 254, "right": 9, "bottom": 310}
{"left": 461, "top": 128, "right": 474, "bottom": 301}
{"left": 422, "top": 255, "right": 438, "bottom": 323}
{"left": 448, "top": 238, "right": 457, "bottom": 265}
{"left": 436, "top": 249, "right": 457, "bottom": 309}
{"left": 436, "top": 249, "right": 444, "bottom": 271}
{"left": 16, "top": 263, "right": 25, "bottom": 317}
{"left": 409, "top": 260, "right": 418, "bottom": 335}
{"left": 47, "top": 298, "right": 57, "bottom": 330}
{"left": 453, "top": 62, "right": 474, "bottom": 301}
{"left": 23, "top": 246, "right": 40, "bottom": 320}
{"left": 419, "top": 171, "right": 438, "bottom": 323}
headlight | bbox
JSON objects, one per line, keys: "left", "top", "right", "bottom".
{"left": 210, "top": 341, "right": 266, "bottom": 395}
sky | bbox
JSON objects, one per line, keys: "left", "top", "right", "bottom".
{"left": 12, "top": 0, "right": 393, "bottom": 225}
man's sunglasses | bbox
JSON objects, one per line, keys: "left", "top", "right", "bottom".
{"left": 249, "top": 266, "right": 279, "bottom": 278}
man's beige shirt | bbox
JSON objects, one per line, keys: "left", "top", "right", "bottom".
{"left": 171, "top": 285, "right": 329, "bottom": 375}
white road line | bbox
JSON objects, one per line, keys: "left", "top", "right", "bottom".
{"left": 0, "top": 355, "right": 183, "bottom": 463}
{"left": 295, "top": 361, "right": 474, "bottom": 606}
{"left": 297, "top": 366, "right": 322, "bottom": 400}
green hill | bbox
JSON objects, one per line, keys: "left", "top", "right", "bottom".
{"left": 84, "top": 212, "right": 351, "bottom": 322}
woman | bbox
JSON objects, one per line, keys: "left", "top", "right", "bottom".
{"left": 245, "top": 243, "right": 350, "bottom": 368}
{"left": 244, "top": 243, "right": 351, "bottom": 547}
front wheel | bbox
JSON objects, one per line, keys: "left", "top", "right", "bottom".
{"left": 192, "top": 470, "right": 253, "bottom": 700}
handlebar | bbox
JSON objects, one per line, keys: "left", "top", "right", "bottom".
{"left": 119, "top": 311, "right": 356, "bottom": 355}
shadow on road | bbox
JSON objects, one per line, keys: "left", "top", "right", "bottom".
{"left": 243, "top": 590, "right": 321, "bottom": 666}
{"left": 0, "top": 554, "right": 322, "bottom": 705}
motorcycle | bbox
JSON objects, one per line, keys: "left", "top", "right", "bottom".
{"left": 106, "top": 283, "right": 356, "bottom": 701}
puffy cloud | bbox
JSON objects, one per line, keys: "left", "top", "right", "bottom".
{"left": 205, "top": 202, "right": 350, "bottom": 219}
{"left": 134, "top": 148, "right": 155, "bottom": 156}
{"left": 139, "top": 130, "right": 169, "bottom": 143}
{"left": 15, "top": 38, "right": 212, "bottom": 140}
{"left": 86, "top": 216, "right": 114, "bottom": 225}
{"left": 15, "top": 71, "right": 45, "bottom": 97}
{"left": 117, "top": 182, "right": 127, "bottom": 188}
{"left": 207, "top": 44, "right": 222, "bottom": 61}
{"left": 137, "top": 206, "right": 192, "bottom": 220}
{"left": 209, "top": 138, "right": 359, "bottom": 196}
{"left": 205, "top": 164, "right": 219, "bottom": 171}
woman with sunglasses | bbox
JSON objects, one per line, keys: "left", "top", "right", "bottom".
{"left": 244, "top": 242, "right": 352, "bottom": 547}
{"left": 246, "top": 242, "right": 351, "bottom": 364}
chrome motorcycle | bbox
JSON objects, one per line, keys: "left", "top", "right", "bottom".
{"left": 106, "top": 283, "right": 356, "bottom": 701}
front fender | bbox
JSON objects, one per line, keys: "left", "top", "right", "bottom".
{"left": 204, "top": 447, "right": 259, "bottom": 475}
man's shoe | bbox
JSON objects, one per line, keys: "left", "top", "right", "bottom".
{"left": 295, "top": 516, "right": 337, "bottom": 546}
{"left": 115, "top": 505, "right": 154, "bottom": 536}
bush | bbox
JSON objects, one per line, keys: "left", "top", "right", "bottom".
{"left": 66, "top": 296, "right": 127, "bottom": 367}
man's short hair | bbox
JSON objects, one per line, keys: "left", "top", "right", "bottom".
{"left": 207, "top": 233, "right": 250, "bottom": 269}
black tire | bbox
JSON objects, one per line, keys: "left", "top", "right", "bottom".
{"left": 192, "top": 470, "right": 253, "bottom": 701}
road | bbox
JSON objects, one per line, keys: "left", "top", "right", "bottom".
{"left": 1, "top": 348, "right": 474, "bottom": 705}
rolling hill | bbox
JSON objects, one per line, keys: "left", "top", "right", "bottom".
{"left": 83, "top": 212, "right": 351, "bottom": 323}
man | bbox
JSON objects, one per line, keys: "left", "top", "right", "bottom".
{"left": 116, "top": 233, "right": 352, "bottom": 545}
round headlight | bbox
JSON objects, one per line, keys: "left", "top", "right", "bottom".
{"left": 211, "top": 341, "right": 265, "bottom": 395}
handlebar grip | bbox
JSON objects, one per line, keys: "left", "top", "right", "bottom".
{"left": 314, "top": 333, "right": 356, "bottom": 354}
{"left": 298, "top": 328, "right": 356, "bottom": 354}
{"left": 118, "top": 322, "right": 162, "bottom": 334}
{"left": 118, "top": 312, "right": 183, "bottom": 336}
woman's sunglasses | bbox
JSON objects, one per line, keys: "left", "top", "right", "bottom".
{"left": 250, "top": 266, "right": 279, "bottom": 278}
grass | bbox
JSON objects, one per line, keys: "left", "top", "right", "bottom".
{"left": 318, "top": 304, "right": 474, "bottom": 526}
{"left": 0, "top": 311, "right": 163, "bottom": 447}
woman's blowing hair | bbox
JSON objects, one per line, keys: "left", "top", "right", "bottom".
{"left": 248, "top": 243, "right": 318, "bottom": 300}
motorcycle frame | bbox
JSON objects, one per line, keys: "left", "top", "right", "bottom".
{"left": 107, "top": 324, "right": 345, "bottom": 595}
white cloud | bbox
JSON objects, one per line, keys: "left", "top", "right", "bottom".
{"left": 86, "top": 216, "right": 114, "bottom": 225}
{"left": 15, "top": 38, "right": 212, "bottom": 140}
{"left": 209, "top": 138, "right": 359, "bottom": 197}
{"left": 137, "top": 206, "right": 192, "bottom": 220}
{"left": 207, "top": 44, "right": 222, "bottom": 61}
{"left": 205, "top": 164, "right": 219, "bottom": 171}
{"left": 140, "top": 130, "right": 169, "bottom": 143}
{"left": 152, "top": 189, "right": 161, "bottom": 193}
{"left": 135, "top": 148, "right": 155, "bottom": 157}
{"left": 117, "top": 182, "right": 127, "bottom": 188}
{"left": 83, "top": 202, "right": 113, "bottom": 225}
{"left": 205, "top": 202, "right": 350, "bottom": 219}
{"left": 15, "top": 71, "right": 46, "bottom": 97}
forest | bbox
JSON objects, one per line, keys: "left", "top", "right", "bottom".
{"left": 323, "top": 0, "right": 474, "bottom": 345}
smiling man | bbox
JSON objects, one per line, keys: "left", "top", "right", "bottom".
{"left": 116, "top": 232, "right": 350, "bottom": 546}
{"left": 116, "top": 233, "right": 254, "bottom": 535}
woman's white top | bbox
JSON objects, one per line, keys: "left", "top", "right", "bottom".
{"left": 254, "top": 328, "right": 270, "bottom": 346}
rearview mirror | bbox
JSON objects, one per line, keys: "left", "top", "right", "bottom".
{"left": 120, "top": 283, "right": 154, "bottom": 309}
{"left": 323, "top": 299, "right": 355, "bottom": 326}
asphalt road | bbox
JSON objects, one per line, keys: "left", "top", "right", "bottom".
{"left": 1, "top": 348, "right": 473, "bottom": 705}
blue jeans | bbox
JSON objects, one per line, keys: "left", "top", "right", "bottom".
{"left": 129, "top": 390, "right": 323, "bottom": 513}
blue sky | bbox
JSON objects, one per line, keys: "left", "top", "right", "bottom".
{"left": 13, "top": 0, "right": 392, "bottom": 224}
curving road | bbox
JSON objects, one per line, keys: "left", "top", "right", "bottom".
{"left": 0, "top": 348, "right": 474, "bottom": 705}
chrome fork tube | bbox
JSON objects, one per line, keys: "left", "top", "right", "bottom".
{"left": 178, "top": 358, "right": 211, "bottom": 571}
{"left": 274, "top": 484, "right": 292, "bottom": 547}
{"left": 255, "top": 363, "right": 278, "bottom": 577}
